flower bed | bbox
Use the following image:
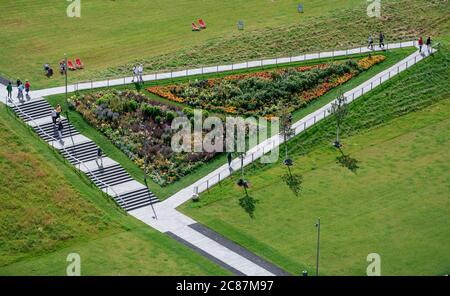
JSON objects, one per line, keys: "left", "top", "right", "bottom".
{"left": 148, "top": 56, "right": 385, "bottom": 117}
{"left": 69, "top": 90, "right": 215, "bottom": 186}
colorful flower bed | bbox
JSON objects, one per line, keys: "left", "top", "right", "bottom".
{"left": 70, "top": 56, "right": 385, "bottom": 186}
{"left": 148, "top": 56, "right": 386, "bottom": 117}
{"left": 69, "top": 90, "right": 215, "bottom": 186}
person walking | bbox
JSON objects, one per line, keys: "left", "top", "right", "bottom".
{"left": 55, "top": 104, "right": 62, "bottom": 121}
{"left": 138, "top": 64, "right": 144, "bottom": 83}
{"left": 132, "top": 65, "right": 138, "bottom": 82}
{"left": 96, "top": 147, "right": 103, "bottom": 167}
{"left": 379, "top": 32, "right": 385, "bottom": 49}
{"left": 17, "top": 83, "right": 24, "bottom": 100}
{"left": 418, "top": 36, "right": 424, "bottom": 53}
{"left": 368, "top": 34, "right": 374, "bottom": 50}
{"left": 6, "top": 82, "right": 12, "bottom": 100}
{"left": 426, "top": 36, "right": 432, "bottom": 54}
{"left": 57, "top": 118, "right": 64, "bottom": 141}
{"left": 51, "top": 108, "right": 58, "bottom": 125}
{"left": 25, "top": 80, "right": 31, "bottom": 96}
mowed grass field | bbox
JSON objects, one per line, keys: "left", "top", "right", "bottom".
{"left": 180, "top": 48, "right": 450, "bottom": 275}
{"left": 0, "top": 104, "right": 229, "bottom": 275}
{"left": 0, "top": 0, "right": 360, "bottom": 87}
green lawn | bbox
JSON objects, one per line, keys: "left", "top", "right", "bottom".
{"left": 46, "top": 48, "right": 414, "bottom": 199}
{"left": 0, "top": 0, "right": 360, "bottom": 88}
{"left": 180, "top": 47, "right": 450, "bottom": 275}
{"left": 0, "top": 0, "right": 447, "bottom": 88}
{"left": 0, "top": 104, "right": 229, "bottom": 275}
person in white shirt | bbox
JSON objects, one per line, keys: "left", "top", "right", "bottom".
{"left": 138, "top": 64, "right": 144, "bottom": 83}
{"left": 132, "top": 65, "right": 138, "bottom": 82}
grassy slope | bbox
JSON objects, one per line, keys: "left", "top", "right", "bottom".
{"left": 0, "top": 0, "right": 361, "bottom": 88}
{"left": 46, "top": 48, "right": 414, "bottom": 199}
{"left": 180, "top": 47, "right": 450, "bottom": 275}
{"left": 0, "top": 104, "right": 229, "bottom": 275}
{"left": 0, "top": 0, "right": 447, "bottom": 88}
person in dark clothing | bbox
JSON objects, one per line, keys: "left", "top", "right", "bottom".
{"left": 426, "top": 36, "right": 432, "bottom": 54}
{"left": 57, "top": 119, "right": 64, "bottom": 141}
{"left": 379, "top": 32, "right": 385, "bottom": 49}
{"left": 96, "top": 148, "right": 103, "bottom": 167}
{"left": 6, "top": 82, "right": 12, "bottom": 100}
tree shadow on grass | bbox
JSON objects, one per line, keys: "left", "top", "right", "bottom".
{"left": 336, "top": 147, "right": 360, "bottom": 173}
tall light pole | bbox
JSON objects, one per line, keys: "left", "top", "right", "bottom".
{"left": 142, "top": 123, "right": 158, "bottom": 220}
{"left": 315, "top": 218, "right": 321, "bottom": 276}
{"left": 64, "top": 54, "right": 68, "bottom": 112}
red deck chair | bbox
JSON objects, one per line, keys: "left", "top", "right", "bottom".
{"left": 192, "top": 22, "right": 200, "bottom": 31}
{"left": 67, "top": 60, "right": 76, "bottom": 71}
{"left": 75, "top": 58, "right": 84, "bottom": 69}
{"left": 198, "top": 19, "right": 206, "bottom": 29}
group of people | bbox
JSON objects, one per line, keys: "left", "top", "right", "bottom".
{"left": 368, "top": 32, "right": 385, "bottom": 50}
{"left": 5, "top": 80, "right": 31, "bottom": 101}
{"left": 132, "top": 64, "right": 144, "bottom": 83}
{"left": 418, "top": 36, "right": 432, "bottom": 54}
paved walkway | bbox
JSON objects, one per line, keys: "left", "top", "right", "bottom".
{"left": 0, "top": 41, "right": 433, "bottom": 276}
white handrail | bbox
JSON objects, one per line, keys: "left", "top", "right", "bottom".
{"left": 8, "top": 99, "right": 127, "bottom": 208}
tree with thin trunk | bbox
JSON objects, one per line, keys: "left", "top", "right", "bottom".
{"left": 278, "top": 104, "right": 303, "bottom": 197}
{"left": 330, "top": 92, "right": 348, "bottom": 148}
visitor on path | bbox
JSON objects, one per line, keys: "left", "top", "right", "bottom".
{"left": 25, "top": 81, "right": 30, "bottom": 96}
{"left": 138, "top": 64, "right": 144, "bottom": 83}
{"left": 379, "top": 32, "right": 385, "bottom": 49}
{"left": 96, "top": 147, "right": 103, "bottom": 167}
{"left": 55, "top": 104, "right": 62, "bottom": 119}
{"left": 368, "top": 34, "right": 374, "bottom": 50}
{"left": 418, "top": 36, "right": 424, "bottom": 52}
{"left": 16, "top": 79, "right": 21, "bottom": 87}
{"left": 57, "top": 118, "right": 64, "bottom": 141}
{"left": 51, "top": 108, "right": 58, "bottom": 125}
{"left": 426, "top": 36, "right": 432, "bottom": 54}
{"left": 6, "top": 82, "right": 12, "bottom": 100}
{"left": 17, "top": 83, "right": 24, "bottom": 100}
{"left": 132, "top": 65, "right": 138, "bottom": 82}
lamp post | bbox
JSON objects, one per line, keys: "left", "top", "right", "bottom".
{"left": 315, "top": 218, "right": 321, "bottom": 276}
{"left": 142, "top": 122, "right": 158, "bottom": 220}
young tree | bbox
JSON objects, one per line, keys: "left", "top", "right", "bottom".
{"left": 330, "top": 92, "right": 348, "bottom": 148}
{"left": 278, "top": 104, "right": 303, "bottom": 197}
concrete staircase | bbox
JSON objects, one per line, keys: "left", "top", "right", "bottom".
{"left": 8, "top": 97, "right": 159, "bottom": 212}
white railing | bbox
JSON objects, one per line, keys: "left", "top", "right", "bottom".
{"left": 7, "top": 99, "right": 127, "bottom": 208}
{"left": 70, "top": 40, "right": 417, "bottom": 93}
{"left": 191, "top": 46, "right": 431, "bottom": 195}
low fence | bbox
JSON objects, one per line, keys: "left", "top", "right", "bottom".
{"left": 190, "top": 46, "right": 431, "bottom": 197}
{"left": 70, "top": 40, "right": 417, "bottom": 93}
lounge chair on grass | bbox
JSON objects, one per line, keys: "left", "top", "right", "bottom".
{"left": 192, "top": 22, "right": 200, "bottom": 31}
{"left": 198, "top": 19, "right": 206, "bottom": 29}
{"left": 75, "top": 58, "right": 84, "bottom": 69}
{"left": 67, "top": 60, "right": 76, "bottom": 71}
